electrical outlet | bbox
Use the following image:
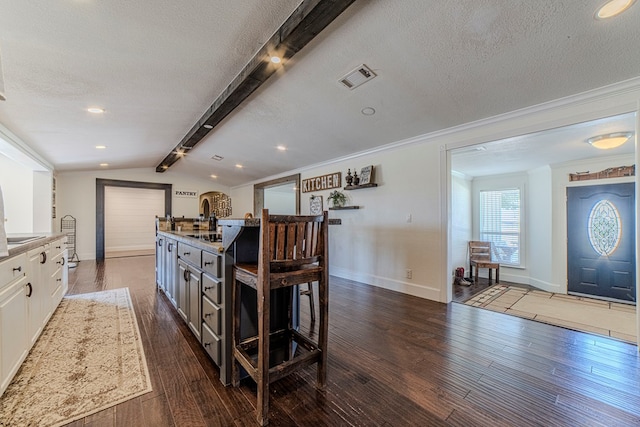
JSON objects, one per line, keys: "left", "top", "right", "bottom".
{"left": 406, "top": 269, "right": 412, "bottom": 279}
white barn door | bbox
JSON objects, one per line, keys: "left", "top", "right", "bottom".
{"left": 105, "top": 186, "right": 165, "bottom": 258}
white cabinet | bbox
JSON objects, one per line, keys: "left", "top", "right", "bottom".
{"left": 26, "top": 245, "right": 51, "bottom": 345}
{"left": 0, "top": 236, "right": 68, "bottom": 397}
{"left": 49, "top": 238, "right": 67, "bottom": 310}
{"left": 0, "top": 253, "right": 28, "bottom": 395}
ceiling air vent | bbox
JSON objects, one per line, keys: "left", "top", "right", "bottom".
{"left": 339, "top": 64, "right": 376, "bottom": 90}
{"left": 211, "top": 155, "right": 223, "bottom": 161}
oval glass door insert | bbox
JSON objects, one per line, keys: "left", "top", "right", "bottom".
{"left": 588, "top": 199, "right": 621, "bottom": 256}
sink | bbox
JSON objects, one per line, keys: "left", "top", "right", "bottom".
{"left": 6, "top": 236, "right": 45, "bottom": 244}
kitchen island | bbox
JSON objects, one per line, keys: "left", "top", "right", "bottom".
{"left": 156, "top": 219, "right": 297, "bottom": 385}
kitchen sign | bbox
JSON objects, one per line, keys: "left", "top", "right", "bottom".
{"left": 301, "top": 172, "right": 342, "bottom": 193}
{"left": 174, "top": 189, "right": 198, "bottom": 198}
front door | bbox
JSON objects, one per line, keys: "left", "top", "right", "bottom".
{"left": 567, "top": 183, "right": 635, "bottom": 303}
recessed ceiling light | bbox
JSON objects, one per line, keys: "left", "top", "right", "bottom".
{"left": 276, "top": 145, "right": 287, "bottom": 151}
{"left": 235, "top": 164, "right": 243, "bottom": 169}
{"left": 203, "top": 124, "right": 213, "bottom": 129}
{"left": 210, "top": 174, "right": 217, "bottom": 179}
{"left": 586, "top": 132, "right": 633, "bottom": 149}
{"left": 361, "top": 107, "right": 376, "bottom": 116}
{"left": 270, "top": 56, "right": 281, "bottom": 64}
{"left": 87, "top": 107, "right": 104, "bottom": 114}
{"left": 100, "top": 163, "right": 108, "bottom": 167}
{"left": 162, "top": 165, "right": 169, "bottom": 170}
{"left": 95, "top": 145, "right": 106, "bottom": 149}
{"left": 595, "top": 0, "right": 636, "bottom": 19}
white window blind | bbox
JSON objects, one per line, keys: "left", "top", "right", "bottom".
{"left": 479, "top": 189, "right": 521, "bottom": 266}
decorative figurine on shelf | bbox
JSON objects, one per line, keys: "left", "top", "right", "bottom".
{"left": 352, "top": 170, "right": 360, "bottom": 186}
{"left": 345, "top": 169, "right": 354, "bottom": 187}
{"left": 327, "top": 190, "right": 347, "bottom": 208}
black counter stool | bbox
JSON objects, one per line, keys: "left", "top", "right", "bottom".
{"left": 232, "top": 209, "right": 329, "bottom": 426}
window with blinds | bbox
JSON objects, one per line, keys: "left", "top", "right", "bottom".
{"left": 479, "top": 188, "right": 521, "bottom": 266}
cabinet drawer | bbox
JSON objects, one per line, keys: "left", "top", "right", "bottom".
{"left": 0, "top": 253, "right": 27, "bottom": 290}
{"left": 178, "top": 243, "right": 201, "bottom": 268}
{"left": 202, "top": 252, "right": 221, "bottom": 278}
{"left": 202, "top": 295, "right": 221, "bottom": 335}
{"left": 201, "top": 322, "right": 221, "bottom": 366}
{"left": 202, "top": 273, "right": 221, "bottom": 304}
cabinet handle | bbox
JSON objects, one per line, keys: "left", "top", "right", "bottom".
{"left": 13, "top": 266, "right": 22, "bottom": 273}
{"left": 56, "top": 278, "right": 62, "bottom": 282}
{"left": 61, "top": 258, "right": 66, "bottom": 266}
{"left": 183, "top": 269, "right": 190, "bottom": 281}
{"left": 159, "top": 240, "right": 163, "bottom": 247}
{"left": 183, "top": 251, "right": 191, "bottom": 256}
{"left": 204, "top": 312, "right": 212, "bottom": 317}
{"left": 204, "top": 261, "right": 213, "bottom": 266}
{"left": 26, "top": 282, "right": 33, "bottom": 297}
{"left": 204, "top": 286, "right": 215, "bottom": 291}
{"left": 168, "top": 243, "right": 173, "bottom": 252}
{"left": 56, "top": 245, "right": 61, "bottom": 249}
{"left": 40, "top": 252, "right": 47, "bottom": 264}
{"left": 203, "top": 342, "right": 211, "bottom": 347}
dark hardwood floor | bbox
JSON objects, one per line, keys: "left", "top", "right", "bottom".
{"left": 63, "top": 256, "right": 640, "bottom": 426}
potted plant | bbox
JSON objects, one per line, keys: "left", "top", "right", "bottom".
{"left": 327, "top": 190, "right": 347, "bottom": 208}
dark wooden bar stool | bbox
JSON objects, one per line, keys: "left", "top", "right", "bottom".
{"left": 232, "top": 209, "right": 329, "bottom": 426}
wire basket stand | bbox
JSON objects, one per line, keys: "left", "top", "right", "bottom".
{"left": 61, "top": 215, "right": 79, "bottom": 267}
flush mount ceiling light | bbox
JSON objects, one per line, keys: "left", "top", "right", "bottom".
{"left": 270, "top": 56, "right": 281, "bottom": 64}
{"left": 235, "top": 164, "right": 243, "bottom": 169}
{"left": 100, "top": 163, "right": 108, "bottom": 167}
{"left": 210, "top": 174, "right": 217, "bottom": 179}
{"left": 95, "top": 145, "right": 106, "bottom": 149}
{"left": 87, "top": 107, "right": 104, "bottom": 114}
{"left": 586, "top": 132, "right": 634, "bottom": 149}
{"left": 361, "top": 107, "right": 375, "bottom": 116}
{"left": 595, "top": 0, "right": 636, "bottom": 19}
{"left": 203, "top": 124, "right": 213, "bottom": 129}
{"left": 276, "top": 145, "right": 287, "bottom": 151}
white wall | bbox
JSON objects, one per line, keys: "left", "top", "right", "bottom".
{"left": 57, "top": 167, "right": 230, "bottom": 260}
{"left": 451, "top": 172, "right": 472, "bottom": 276}
{"left": 0, "top": 153, "right": 34, "bottom": 233}
{"left": 527, "top": 166, "right": 554, "bottom": 291}
{"left": 33, "top": 170, "right": 53, "bottom": 233}
{"left": 233, "top": 142, "right": 445, "bottom": 301}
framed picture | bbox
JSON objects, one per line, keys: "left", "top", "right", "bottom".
{"left": 359, "top": 165, "right": 374, "bottom": 185}
{"left": 309, "top": 195, "right": 323, "bottom": 215}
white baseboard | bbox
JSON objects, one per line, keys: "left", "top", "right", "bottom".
{"left": 330, "top": 266, "right": 442, "bottom": 302}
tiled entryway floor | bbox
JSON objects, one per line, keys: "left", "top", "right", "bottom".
{"left": 464, "top": 285, "right": 637, "bottom": 344}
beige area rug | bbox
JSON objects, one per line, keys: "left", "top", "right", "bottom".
{"left": 465, "top": 285, "right": 637, "bottom": 344}
{"left": 0, "top": 288, "right": 152, "bottom": 427}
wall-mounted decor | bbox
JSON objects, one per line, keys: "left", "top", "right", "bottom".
{"left": 301, "top": 172, "right": 342, "bottom": 193}
{"left": 199, "top": 191, "right": 232, "bottom": 217}
{"left": 309, "top": 195, "right": 323, "bottom": 215}
{"left": 569, "top": 165, "right": 635, "bottom": 182}
{"left": 359, "top": 165, "right": 374, "bottom": 185}
{"left": 175, "top": 189, "right": 198, "bottom": 198}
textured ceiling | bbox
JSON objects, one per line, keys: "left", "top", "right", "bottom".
{"left": 0, "top": 1, "right": 639, "bottom": 186}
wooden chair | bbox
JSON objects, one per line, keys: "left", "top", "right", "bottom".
{"left": 232, "top": 209, "right": 328, "bottom": 426}
{"left": 469, "top": 241, "right": 500, "bottom": 284}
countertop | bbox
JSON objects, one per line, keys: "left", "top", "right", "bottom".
{"left": 1, "top": 233, "right": 67, "bottom": 261}
{"left": 157, "top": 230, "right": 224, "bottom": 253}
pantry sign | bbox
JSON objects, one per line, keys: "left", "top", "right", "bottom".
{"left": 174, "top": 189, "right": 198, "bottom": 199}
{"left": 301, "top": 172, "right": 341, "bottom": 193}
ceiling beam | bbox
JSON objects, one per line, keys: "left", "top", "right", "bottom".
{"left": 156, "top": 0, "right": 357, "bottom": 173}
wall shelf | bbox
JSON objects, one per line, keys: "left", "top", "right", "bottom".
{"left": 344, "top": 183, "right": 378, "bottom": 190}
{"left": 329, "top": 206, "right": 360, "bottom": 210}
